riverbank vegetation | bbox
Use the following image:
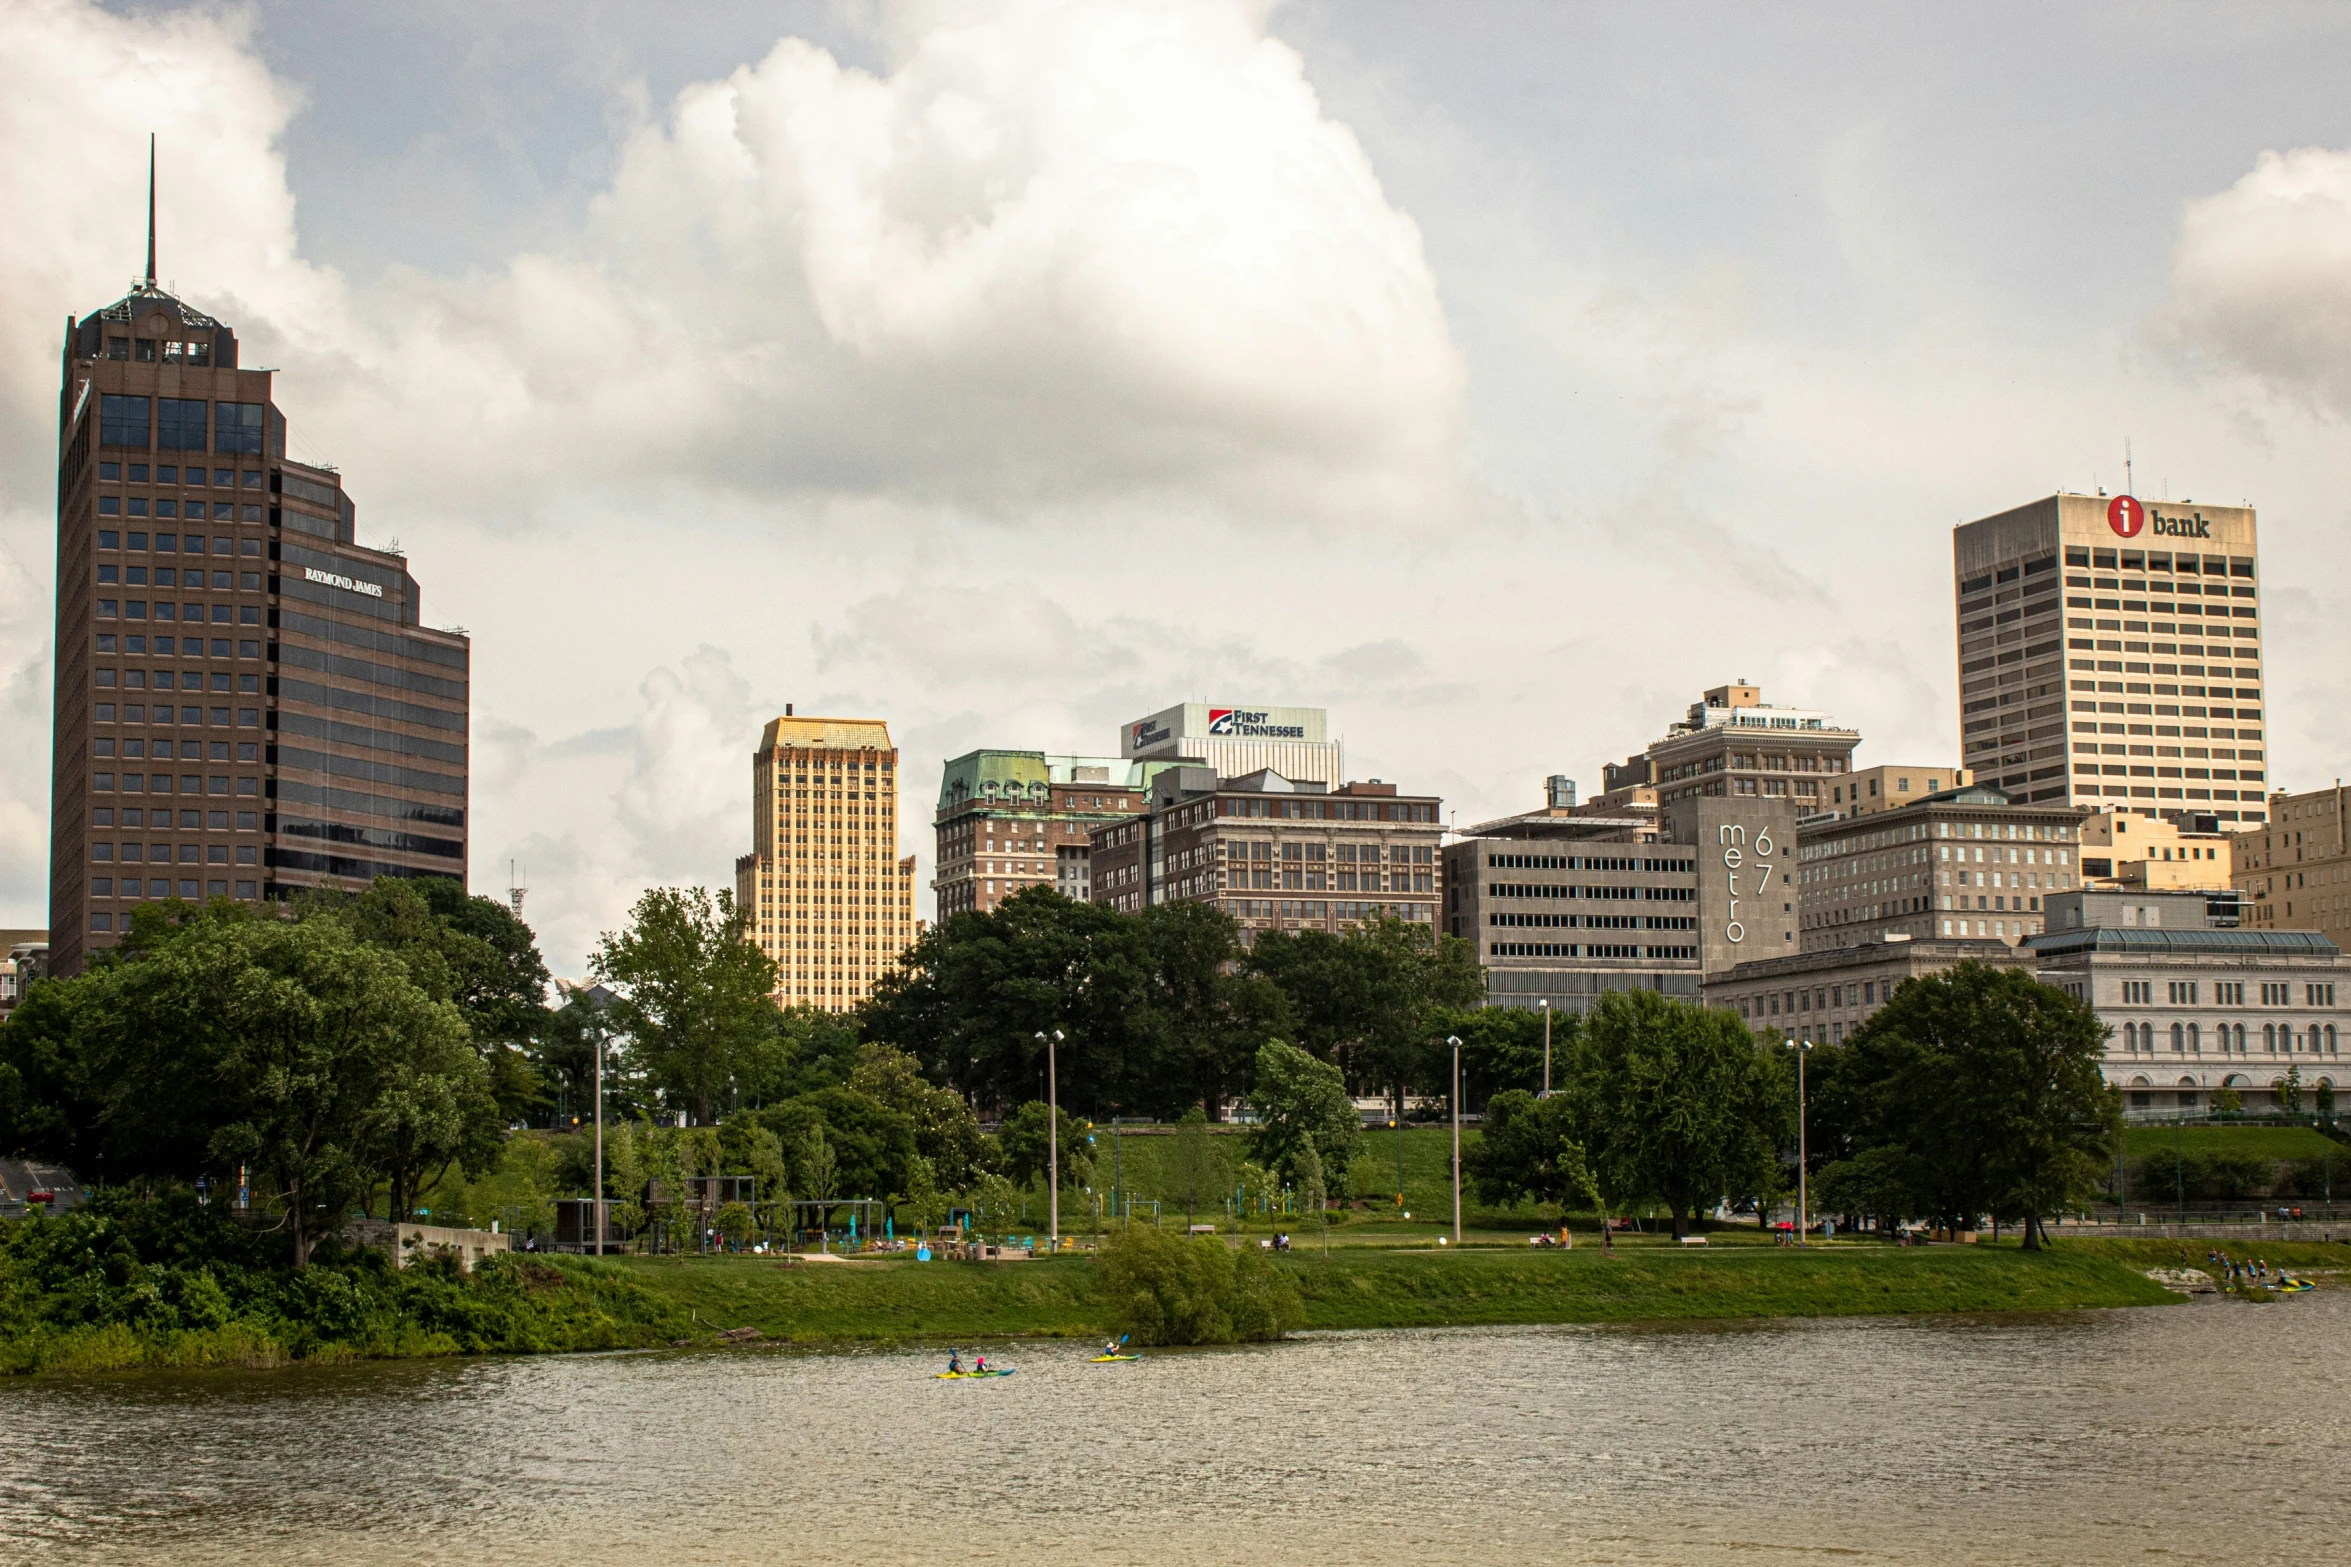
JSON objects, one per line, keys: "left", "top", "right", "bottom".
{"left": 4, "top": 877, "right": 2335, "bottom": 1378}
{"left": 0, "top": 1189, "right": 680, "bottom": 1375}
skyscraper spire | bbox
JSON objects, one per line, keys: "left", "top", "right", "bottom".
{"left": 144, "top": 133, "right": 156, "bottom": 288}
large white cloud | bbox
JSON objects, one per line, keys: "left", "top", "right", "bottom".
{"left": 2156, "top": 146, "right": 2351, "bottom": 419}
{"left": 281, "top": 0, "right": 1470, "bottom": 530}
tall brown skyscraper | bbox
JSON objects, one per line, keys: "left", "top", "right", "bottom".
{"left": 48, "top": 160, "right": 469, "bottom": 974}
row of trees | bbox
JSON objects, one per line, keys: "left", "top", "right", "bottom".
{"left": 1463, "top": 966, "right": 2124, "bottom": 1245}
{"left": 0, "top": 882, "right": 546, "bottom": 1264}
{"left": 0, "top": 867, "right": 2126, "bottom": 1262}
{"left": 552, "top": 883, "right": 1510, "bottom": 1130}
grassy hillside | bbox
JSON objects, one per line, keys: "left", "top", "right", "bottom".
{"left": 610, "top": 1237, "right": 2224, "bottom": 1345}
{"left": 1083, "top": 1123, "right": 1570, "bottom": 1230}
{"left": 2119, "top": 1124, "right": 2341, "bottom": 1161}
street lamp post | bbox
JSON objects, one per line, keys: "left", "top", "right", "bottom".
{"left": 1539, "top": 999, "right": 1552, "bottom": 1096}
{"left": 1037, "top": 1030, "right": 1065, "bottom": 1251}
{"left": 593, "top": 1015, "right": 606, "bottom": 1257}
{"left": 1449, "top": 1034, "right": 1464, "bottom": 1246}
{"left": 1787, "top": 1037, "right": 1811, "bottom": 1246}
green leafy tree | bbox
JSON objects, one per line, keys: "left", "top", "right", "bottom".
{"left": 300, "top": 876, "right": 554, "bottom": 1122}
{"left": 1839, "top": 962, "right": 2120, "bottom": 1248}
{"left": 605, "top": 1118, "right": 650, "bottom": 1242}
{"left": 858, "top": 889, "right": 1157, "bottom": 1115}
{"left": 2279, "top": 1064, "right": 2304, "bottom": 1116}
{"left": 1232, "top": 1159, "right": 1280, "bottom": 1232}
{"left": 1247, "top": 1039, "right": 1362, "bottom": 1192}
{"left": 997, "top": 1100, "right": 1095, "bottom": 1193}
{"left": 759, "top": 1087, "right": 919, "bottom": 1215}
{"left": 1810, "top": 1145, "right": 1918, "bottom": 1228}
{"left": 774, "top": 1003, "right": 863, "bottom": 1097}
{"left": 1244, "top": 914, "right": 1484, "bottom": 1118}
{"left": 1130, "top": 900, "right": 1286, "bottom": 1117}
{"left": 1434, "top": 1003, "right": 1559, "bottom": 1105}
{"left": 10, "top": 908, "right": 484, "bottom": 1266}
{"left": 969, "top": 1171, "right": 1021, "bottom": 1244}
{"left": 1463, "top": 1088, "right": 1597, "bottom": 1213}
{"left": 591, "top": 886, "right": 781, "bottom": 1123}
{"left": 797, "top": 1123, "right": 839, "bottom": 1239}
{"left": 356, "top": 1023, "right": 502, "bottom": 1222}
{"left": 1295, "top": 1141, "right": 1330, "bottom": 1257}
{"left": 1573, "top": 989, "right": 1793, "bottom": 1240}
{"left": 1166, "top": 1105, "right": 1229, "bottom": 1228}
{"left": 901, "top": 1154, "right": 947, "bottom": 1242}
{"left": 848, "top": 1043, "right": 991, "bottom": 1188}
{"left": 1093, "top": 1222, "right": 1303, "bottom": 1345}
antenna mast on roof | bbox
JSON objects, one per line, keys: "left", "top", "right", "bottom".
{"left": 144, "top": 133, "right": 157, "bottom": 288}
{"left": 508, "top": 859, "right": 527, "bottom": 919}
{"left": 2124, "top": 437, "right": 2134, "bottom": 498}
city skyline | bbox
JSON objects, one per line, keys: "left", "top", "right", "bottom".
{"left": 5, "top": 3, "right": 2351, "bottom": 977}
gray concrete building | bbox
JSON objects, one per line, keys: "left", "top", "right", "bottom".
{"left": 1444, "top": 787, "right": 1800, "bottom": 1013}
{"left": 1709, "top": 932, "right": 2036, "bottom": 1044}
{"left": 1795, "top": 784, "right": 2086, "bottom": 951}
{"left": 1604, "top": 682, "right": 1859, "bottom": 813}
{"left": 2030, "top": 890, "right": 2346, "bottom": 1114}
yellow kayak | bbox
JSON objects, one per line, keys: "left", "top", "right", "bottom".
{"left": 1089, "top": 1353, "right": 1141, "bottom": 1363}
{"left": 935, "top": 1369, "right": 1014, "bottom": 1379}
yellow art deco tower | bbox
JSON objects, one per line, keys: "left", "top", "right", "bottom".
{"left": 735, "top": 711, "right": 917, "bottom": 1011}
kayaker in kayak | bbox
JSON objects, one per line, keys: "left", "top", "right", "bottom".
{"left": 947, "top": 1349, "right": 963, "bottom": 1375}
{"left": 974, "top": 1353, "right": 990, "bottom": 1374}
{"left": 1102, "top": 1338, "right": 1123, "bottom": 1357}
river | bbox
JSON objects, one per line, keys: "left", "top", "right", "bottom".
{"left": 0, "top": 1289, "right": 2342, "bottom": 1565}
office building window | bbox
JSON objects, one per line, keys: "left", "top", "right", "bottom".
{"left": 100, "top": 394, "right": 149, "bottom": 448}
{"left": 157, "top": 398, "right": 208, "bottom": 451}
{"left": 214, "top": 403, "right": 267, "bottom": 455}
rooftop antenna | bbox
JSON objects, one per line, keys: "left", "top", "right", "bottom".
{"left": 144, "top": 133, "right": 157, "bottom": 288}
{"left": 508, "top": 859, "right": 527, "bottom": 919}
{"left": 2124, "top": 438, "right": 2134, "bottom": 497}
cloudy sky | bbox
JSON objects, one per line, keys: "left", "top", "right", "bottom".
{"left": 4, "top": 0, "right": 2349, "bottom": 974}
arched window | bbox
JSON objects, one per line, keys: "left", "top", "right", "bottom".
{"left": 2187, "top": 1022, "right": 2200, "bottom": 1053}
{"left": 2264, "top": 1023, "right": 2278, "bottom": 1053}
{"left": 2234, "top": 1023, "right": 2248, "bottom": 1052}
{"left": 2329, "top": 1024, "right": 2339, "bottom": 1055}
{"left": 2170, "top": 1022, "right": 2184, "bottom": 1053}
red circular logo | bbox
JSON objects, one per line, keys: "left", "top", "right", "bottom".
{"left": 2108, "top": 495, "right": 2145, "bottom": 537}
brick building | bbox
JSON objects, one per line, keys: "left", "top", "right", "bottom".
{"left": 1088, "top": 768, "right": 1441, "bottom": 941}
{"left": 931, "top": 751, "right": 1167, "bottom": 916}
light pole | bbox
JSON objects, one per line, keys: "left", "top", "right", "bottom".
{"left": 1449, "top": 1034, "right": 1464, "bottom": 1246}
{"left": 592, "top": 1012, "right": 606, "bottom": 1257}
{"left": 1539, "top": 999, "right": 1552, "bottom": 1097}
{"left": 1037, "top": 1030, "right": 1064, "bottom": 1251}
{"left": 1786, "top": 1037, "right": 1811, "bottom": 1246}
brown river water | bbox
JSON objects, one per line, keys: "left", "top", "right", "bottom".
{"left": 0, "top": 1289, "right": 2343, "bottom": 1565}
